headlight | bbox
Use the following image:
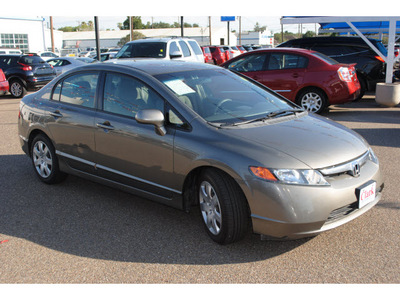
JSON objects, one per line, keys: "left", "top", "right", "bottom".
{"left": 250, "top": 166, "right": 330, "bottom": 186}
{"left": 368, "top": 147, "right": 379, "bottom": 164}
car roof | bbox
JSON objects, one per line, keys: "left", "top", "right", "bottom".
{"left": 282, "top": 36, "right": 381, "bottom": 44}
{"left": 127, "top": 37, "right": 195, "bottom": 44}
{"left": 103, "top": 59, "right": 219, "bottom": 75}
{"left": 245, "top": 48, "right": 316, "bottom": 55}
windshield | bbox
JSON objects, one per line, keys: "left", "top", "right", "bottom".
{"left": 115, "top": 42, "right": 167, "bottom": 58}
{"left": 155, "top": 69, "right": 296, "bottom": 124}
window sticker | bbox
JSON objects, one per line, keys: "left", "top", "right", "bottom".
{"left": 164, "top": 79, "right": 195, "bottom": 95}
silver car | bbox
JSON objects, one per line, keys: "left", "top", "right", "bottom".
{"left": 47, "top": 57, "right": 95, "bottom": 76}
{"left": 18, "top": 60, "right": 383, "bottom": 244}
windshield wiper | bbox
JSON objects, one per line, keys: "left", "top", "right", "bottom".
{"left": 266, "top": 108, "right": 304, "bottom": 118}
{"left": 219, "top": 108, "right": 304, "bottom": 127}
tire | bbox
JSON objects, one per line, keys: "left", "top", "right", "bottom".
{"left": 198, "top": 169, "right": 249, "bottom": 244}
{"left": 296, "top": 88, "right": 328, "bottom": 114}
{"left": 9, "top": 79, "right": 27, "bottom": 98}
{"left": 30, "top": 134, "right": 67, "bottom": 184}
{"left": 354, "top": 76, "right": 366, "bottom": 101}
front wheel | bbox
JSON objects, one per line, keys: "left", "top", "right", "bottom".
{"left": 198, "top": 169, "right": 249, "bottom": 244}
{"left": 296, "top": 88, "right": 327, "bottom": 114}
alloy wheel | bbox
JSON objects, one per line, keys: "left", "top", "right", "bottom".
{"left": 199, "top": 180, "right": 222, "bottom": 235}
{"left": 32, "top": 140, "right": 53, "bottom": 179}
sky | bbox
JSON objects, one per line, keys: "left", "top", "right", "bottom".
{"left": 45, "top": 16, "right": 317, "bottom": 34}
{"left": 8, "top": 0, "right": 386, "bottom": 35}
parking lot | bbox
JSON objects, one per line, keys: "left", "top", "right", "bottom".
{"left": 0, "top": 91, "right": 399, "bottom": 285}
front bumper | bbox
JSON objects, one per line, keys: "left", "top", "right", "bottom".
{"left": 245, "top": 159, "right": 383, "bottom": 239}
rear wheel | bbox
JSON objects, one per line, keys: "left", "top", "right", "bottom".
{"left": 296, "top": 88, "right": 327, "bottom": 114}
{"left": 30, "top": 134, "right": 67, "bottom": 184}
{"left": 198, "top": 169, "right": 249, "bottom": 244}
{"left": 9, "top": 79, "right": 27, "bottom": 98}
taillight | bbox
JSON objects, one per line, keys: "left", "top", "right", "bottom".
{"left": 18, "top": 62, "right": 32, "bottom": 71}
{"left": 338, "top": 67, "right": 352, "bottom": 82}
{"left": 375, "top": 56, "right": 385, "bottom": 63}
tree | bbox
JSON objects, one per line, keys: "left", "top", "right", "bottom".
{"left": 254, "top": 22, "right": 267, "bottom": 32}
{"left": 118, "top": 31, "right": 146, "bottom": 47}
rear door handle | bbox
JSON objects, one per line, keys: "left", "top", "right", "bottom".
{"left": 292, "top": 73, "right": 299, "bottom": 78}
{"left": 49, "top": 111, "right": 63, "bottom": 118}
{"left": 96, "top": 121, "right": 115, "bottom": 131}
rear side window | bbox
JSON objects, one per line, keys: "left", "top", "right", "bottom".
{"left": 178, "top": 41, "right": 191, "bottom": 57}
{"left": 52, "top": 72, "right": 99, "bottom": 108}
{"left": 188, "top": 41, "right": 203, "bottom": 55}
{"left": 267, "top": 53, "right": 308, "bottom": 70}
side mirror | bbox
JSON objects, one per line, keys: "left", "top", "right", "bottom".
{"left": 170, "top": 50, "right": 183, "bottom": 59}
{"left": 135, "top": 109, "right": 167, "bottom": 136}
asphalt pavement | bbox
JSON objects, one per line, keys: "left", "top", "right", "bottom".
{"left": 0, "top": 92, "right": 399, "bottom": 289}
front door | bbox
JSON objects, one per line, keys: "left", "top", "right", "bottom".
{"left": 94, "top": 72, "right": 176, "bottom": 199}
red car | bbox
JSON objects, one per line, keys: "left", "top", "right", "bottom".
{"left": 0, "top": 68, "right": 9, "bottom": 95}
{"left": 221, "top": 48, "right": 361, "bottom": 113}
{"left": 208, "top": 46, "right": 228, "bottom": 65}
{"left": 201, "top": 46, "right": 213, "bottom": 64}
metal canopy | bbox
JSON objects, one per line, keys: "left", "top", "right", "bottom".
{"left": 281, "top": 16, "right": 400, "bottom": 83}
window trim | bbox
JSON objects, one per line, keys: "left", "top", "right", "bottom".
{"left": 50, "top": 70, "right": 100, "bottom": 110}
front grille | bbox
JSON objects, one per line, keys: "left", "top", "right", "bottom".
{"left": 326, "top": 202, "right": 358, "bottom": 224}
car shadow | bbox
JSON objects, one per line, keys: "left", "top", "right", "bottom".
{"left": 0, "top": 154, "right": 311, "bottom": 265}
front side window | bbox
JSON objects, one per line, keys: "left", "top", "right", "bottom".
{"left": 52, "top": 72, "right": 98, "bottom": 108}
{"left": 226, "top": 54, "right": 268, "bottom": 72}
{"left": 103, "top": 73, "right": 164, "bottom": 118}
{"left": 178, "top": 41, "right": 191, "bottom": 57}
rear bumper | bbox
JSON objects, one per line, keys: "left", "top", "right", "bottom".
{"left": 25, "top": 75, "right": 56, "bottom": 90}
{"left": 0, "top": 81, "right": 9, "bottom": 92}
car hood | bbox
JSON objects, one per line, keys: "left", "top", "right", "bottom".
{"left": 225, "top": 114, "right": 369, "bottom": 169}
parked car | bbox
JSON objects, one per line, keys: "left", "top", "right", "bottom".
{"left": 0, "top": 68, "right": 9, "bottom": 95}
{"left": 0, "top": 54, "right": 56, "bottom": 97}
{"left": 221, "top": 48, "right": 361, "bottom": 113}
{"left": 201, "top": 46, "right": 213, "bottom": 64}
{"left": 208, "top": 46, "right": 228, "bottom": 65}
{"left": 115, "top": 38, "right": 205, "bottom": 63}
{"left": 39, "top": 51, "right": 59, "bottom": 61}
{"left": 18, "top": 60, "right": 383, "bottom": 244}
{"left": 221, "top": 46, "right": 241, "bottom": 59}
{"left": 47, "top": 57, "right": 95, "bottom": 76}
{"left": 242, "top": 45, "right": 254, "bottom": 52}
{"left": 79, "top": 51, "right": 96, "bottom": 58}
{"left": 92, "top": 52, "right": 117, "bottom": 62}
{"left": 236, "top": 46, "right": 247, "bottom": 53}
{"left": 0, "top": 48, "right": 22, "bottom": 55}
{"left": 278, "top": 36, "right": 396, "bottom": 99}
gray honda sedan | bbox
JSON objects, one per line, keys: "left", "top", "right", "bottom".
{"left": 18, "top": 60, "right": 383, "bottom": 244}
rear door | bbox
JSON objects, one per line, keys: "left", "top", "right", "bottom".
{"left": 45, "top": 71, "right": 99, "bottom": 173}
{"left": 259, "top": 52, "right": 307, "bottom": 101}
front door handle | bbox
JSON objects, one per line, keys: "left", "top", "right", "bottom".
{"left": 96, "top": 121, "right": 115, "bottom": 131}
{"left": 49, "top": 110, "right": 63, "bottom": 118}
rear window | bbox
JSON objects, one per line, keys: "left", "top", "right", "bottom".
{"left": 311, "top": 52, "right": 339, "bottom": 65}
{"left": 20, "top": 55, "right": 45, "bottom": 64}
{"left": 202, "top": 47, "right": 210, "bottom": 54}
{"left": 116, "top": 42, "right": 167, "bottom": 58}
